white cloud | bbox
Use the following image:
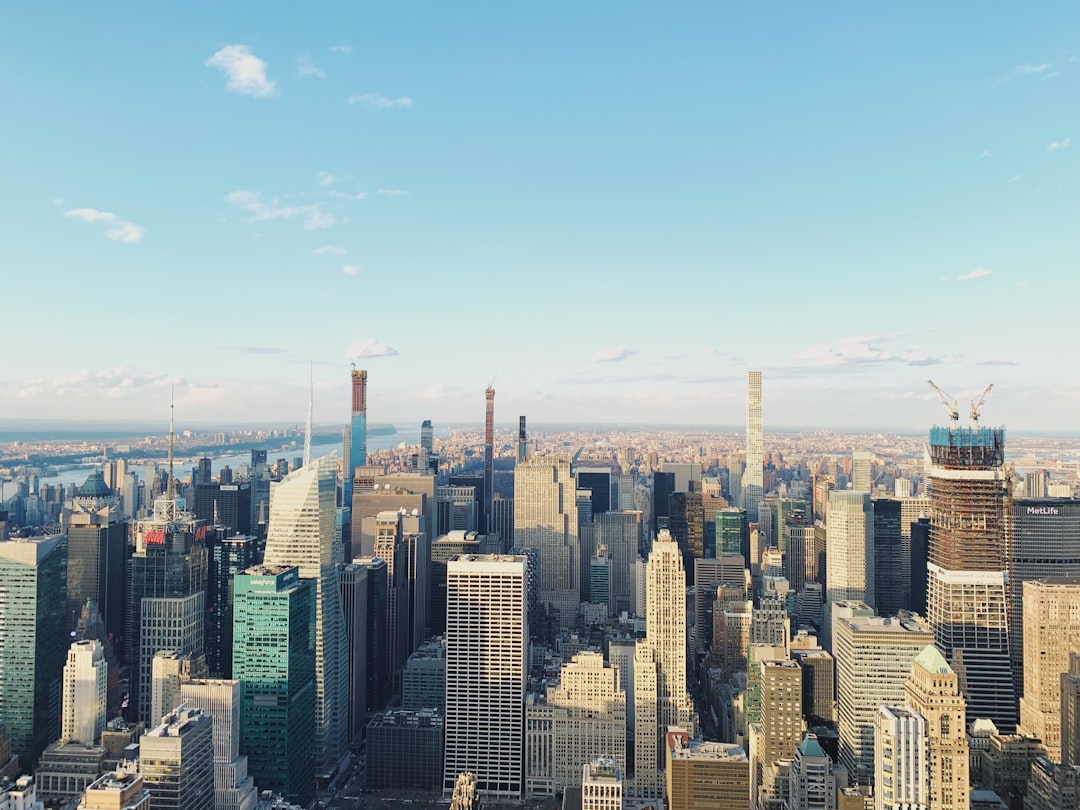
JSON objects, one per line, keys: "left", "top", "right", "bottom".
{"left": 206, "top": 45, "right": 278, "bottom": 98}
{"left": 225, "top": 190, "right": 335, "bottom": 231}
{"left": 304, "top": 211, "right": 336, "bottom": 230}
{"left": 795, "top": 337, "right": 954, "bottom": 368}
{"left": 591, "top": 346, "right": 638, "bottom": 363}
{"left": 979, "top": 150, "right": 992, "bottom": 158}
{"left": 329, "top": 190, "right": 368, "bottom": 200}
{"left": 331, "top": 44, "right": 352, "bottom": 54}
{"left": 312, "top": 245, "right": 346, "bottom": 255}
{"left": 342, "top": 264, "right": 362, "bottom": 275}
{"left": 1014, "top": 63, "right": 1052, "bottom": 76}
{"left": 64, "top": 207, "right": 145, "bottom": 243}
{"left": 1010, "top": 174, "right": 1023, "bottom": 182}
{"left": 346, "top": 338, "right": 398, "bottom": 359}
{"left": 1048, "top": 138, "right": 1072, "bottom": 152}
{"left": 297, "top": 55, "right": 325, "bottom": 79}
{"left": 317, "top": 171, "right": 340, "bottom": 186}
{"left": 377, "top": 188, "right": 409, "bottom": 198}
{"left": 958, "top": 267, "right": 993, "bottom": 281}
{"left": 347, "top": 92, "right": 412, "bottom": 109}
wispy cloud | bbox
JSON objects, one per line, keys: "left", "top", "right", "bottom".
{"left": 328, "top": 190, "right": 368, "bottom": 201}
{"left": 206, "top": 45, "right": 277, "bottom": 98}
{"left": 317, "top": 171, "right": 340, "bottom": 187}
{"left": 1010, "top": 174, "right": 1023, "bottom": 183}
{"left": 224, "top": 190, "right": 335, "bottom": 231}
{"left": 980, "top": 150, "right": 992, "bottom": 159}
{"left": 796, "top": 336, "right": 955, "bottom": 368}
{"left": 958, "top": 267, "right": 993, "bottom": 281}
{"left": 331, "top": 44, "right": 352, "bottom": 54}
{"left": 591, "top": 346, "right": 638, "bottom": 363}
{"left": 346, "top": 338, "right": 398, "bottom": 359}
{"left": 347, "top": 92, "right": 412, "bottom": 109}
{"left": 312, "top": 245, "right": 346, "bottom": 255}
{"left": 377, "top": 188, "right": 409, "bottom": 198}
{"left": 1048, "top": 137, "right": 1072, "bottom": 152}
{"left": 297, "top": 55, "right": 325, "bottom": 79}
{"left": 977, "top": 359, "right": 1019, "bottom": 367}
{"left": 342, "top": 264, "right": 362, "bottom": 275}
{"left": 64, "top": 207, "right": 146, "bottom": 243}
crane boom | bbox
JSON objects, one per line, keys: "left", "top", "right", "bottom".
{"left": 927, "top": 380, "right": 959, "bottom": 422}
{"left": 970, "top": 383, "right": 994, "bottom": 424}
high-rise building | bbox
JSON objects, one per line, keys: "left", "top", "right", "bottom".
{"left": 517, "top": 416, "right": 529, "bottom": 465}
{"left": 126, "top": 488, "right": 207, "bottom": 725}
{"left": 207, "top": 533, "right": 259, "bottom": 679}
{"left": 193, "top": 483, "right": 251, "bottom": 537}
{"left": 642, "top": 530, "right": 695, "bottom": 750}
{"left": 355, "top": 556, "right": 390, "bottom": 715}
{"left": 664, "top": 728, "right": 750, "bottom": 810}
{"left": 1062, "top": 649, "right": 1080, "bottom": 768}
{"left": 581, "top": 758, "right": 623, "bottom": 810}
{"left": 1007, "top": 500, "right": 1080, "bottom": 693}
{"left": 832, "top": 607, "right": 933, "bottom": 785}
{"left": 576, "top": 467, "right": 613, "bottom": 517}
{"left": 581, "top": 511, "right": 642, "bottom": 617}
{"left": 484, "top": 386, "right": 495, "bottom": 534}
{"left": 758, "top": 659, "right": 804, "bottom": 767}
{"left": 514, "top": 458, "right": 580, "bottom": 627}
{"left": 825, "top": 491, "right": 874, "bottom": 648}
{"left": 785, "top": 524, "right": 817, "bottom": 594}
{"left": 62, "top": 639, "right": 107, "bottom": 746}
{"left": 873, "top": 707, "right": 926, "bottom": 810}
{"left": 1018, "top": 578, "right": 1080, "bottom": 761}
{"left": 0, "top": 533, "right": 68, "bottom": 767}
{"left": 652, "top": 471, "right": 675, "bottom": 537}
{"left": 339, "top": 561, "right": 369, "bottom": 744}
{"left": 64, "top": 473, "right": 125, "bottom": 641}
{"left": 925, "top": 421, "right": 1016, "bottom": 731}
{"left": 872, "top": 498, "right": 904, "bottom": 617}
{"left": 744, "top": 371, "right": 764, "bottom": 521}
{"left": 178, "top": 679, "right": 257, "bottom": 810}
{"left": 343, "top": 368, "right": 368, "bottom": 510}
{"left": 232, "top": 565, "right": 315, "bottom": 806}
{"left": 904, "top": 645, "right": 968, "bottom": 810}
{"left": 443, "top": 554, "right": 527, "bottom": 798}
{"left": 717, "top": 508, "right": 748, "bottom": 558}
{"left": 139, "top": 707, "right": 214, "bottom": 810}
{"left": 787, "top": 733, "right": 838, "bottom": 810}
{"left": 545, "top": 652, "right": 627, "bottom": 789}
{"left": 851, "top": 452, "right": 873, "bottom": 493}
{"left": 1026, "top": 757, "right": 1080, "bottom": 810}
{"left": 262, "top": 453, "right": 349, "bottom": 778}
{"left": 365, "top": 709, "right": 444, "bottom": 792}
{"left": 80, "top": 770, "right": 150, "bottom": 810}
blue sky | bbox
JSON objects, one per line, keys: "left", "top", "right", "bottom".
{"left": 1, "top": 3, "right": 1078, "bottom": 430}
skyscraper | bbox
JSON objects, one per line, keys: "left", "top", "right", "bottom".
{"left": 343, "top": 368, "right": 368, "bottom": 509}
{"left": 825, "top": 491, "right": 874, "bottom": 648}
{"left": 232, "top": 565, "right": 315, "bottom": 806}
{"left": 514, "top": 458, "right": 580, "bottom": 626}
{"left": 206, "top": 533, "right": 259, "bottom": 679}
{"left": 139, "top": 707, "right": 215, "bottom": 810}
{"left": 642, "top": 530, "right": 695, "bottom": 754}
{"left": 873, "top": 707, "right": 926, "bottom": 810}
{"left": 64, "top": 472, "right": 125, "bottom": 641}
{"left": 443, "top": 554, "right": 527, "bottom": 798}
{"left": 338, "top": 560, "right": 368, "bottom": 745}
{"left": 851, "top": 452, "right": 873, "bottom": 493}
{"left": 872, "top": 498, "right": 904, "bottom": 617}
{"left": 178, "top": 679, "right": 258, "bottom": 810}
{"left": 262, "top": 453, "right": 349, "bottom": 778}
{"left": 484, "top": 386, "right": 495, "bottom": 534}
{"left": 904, "top": 645, "right": 969, "bottom": 810}
{"left": 62, "top": 639, "right": 107, "bottom": 746}
{"left": 0, "top": 533, "right": 69, "bottom": 767}
{"left": 744, "top": 371, "right": 764, "bottom": 521}
{"left": 925, "top": 420, "right": 1017, "bottom": 730}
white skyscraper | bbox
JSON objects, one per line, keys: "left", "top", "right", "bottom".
{"left": 851, "top": 452, "right": 872, "bottom": 493}
{"left": 262, "top": 453, "right": 349, "bottom": 777}
{"left": 62, "top": 639, "right": 107, "bottom": 745}
{"left": 443, "top": 554, "right": 527, "bottom": 799}
{"left": 513, "top": 458, "right": 580, "bottom": 627}
{"left": 179, "top": 679, "right": 257, "bottom": 810}
{"left": 824, "top": 490, "right": 874, "bottom": 648}
{"left": 873, "top": 706, "right": 926, "bottom": 810}
{"left": 744, "top": 371, "right": 764, "bottom": 521}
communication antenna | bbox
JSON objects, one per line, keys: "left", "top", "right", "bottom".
{"left": 303, "top": 363, "right": 313, "bottom": 469}
{"left": 167, "top": 387, "right": 176, "bottom": 499}
{"left": 927, "top": 380, "right": 959, "bottom": 423}
{"left": 970, "top": 384, "right": 994, "bottom": 424}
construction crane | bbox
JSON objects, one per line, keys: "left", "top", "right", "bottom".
{"left": 970, "top": 384, "right": 994, "bottom": 424}
{"left": 927, "top": 380, "right": 959, "bottom": 423}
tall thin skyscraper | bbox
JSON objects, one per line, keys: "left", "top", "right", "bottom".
{"left": 65, "top": 472, "right": 125, "bottom": 641}
{"left": 925, "top": 419, "right": 1017, "bottom": 730}
{"left": 62, "top": 639, "right": 107, "bottom": 746}
{"left": 824, "top": 490, "right": 874, "bottom": 648}
{"left": 517, "top": 416, "right": 528, "bottom": 464}
{"left": 744, "top": 371, "right": 764, "bottom": 521}
{"left": 443, "top": 554, "right": 527, "bottom": 798}
{"left": 344, "top": 368, "right": 368, "bottom": 509}
{"left": 262, "top": 453, "right": 349, "bottom": 778}
{"left": 643, "top": 530, "right": 695, "bottom": 751}
{"left": 484, "top": 386, "right": 495, "bottom": 534}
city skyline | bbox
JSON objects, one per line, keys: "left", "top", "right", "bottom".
{"left": 2, "top": 4, "right": 1078, "bottom": 429}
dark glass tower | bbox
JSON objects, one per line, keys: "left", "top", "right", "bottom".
{"left": 65, "top": 472, "right": 126, "bottom": 643}
{"left": 206, "top": 532, "right": 259, "bottom": 678}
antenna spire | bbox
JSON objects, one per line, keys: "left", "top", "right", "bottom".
{"left": 167, "top": 387, "right": 176, "bottom": 499}
{"left": 303, "top": 364, "right": 313, "bottom": 468}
